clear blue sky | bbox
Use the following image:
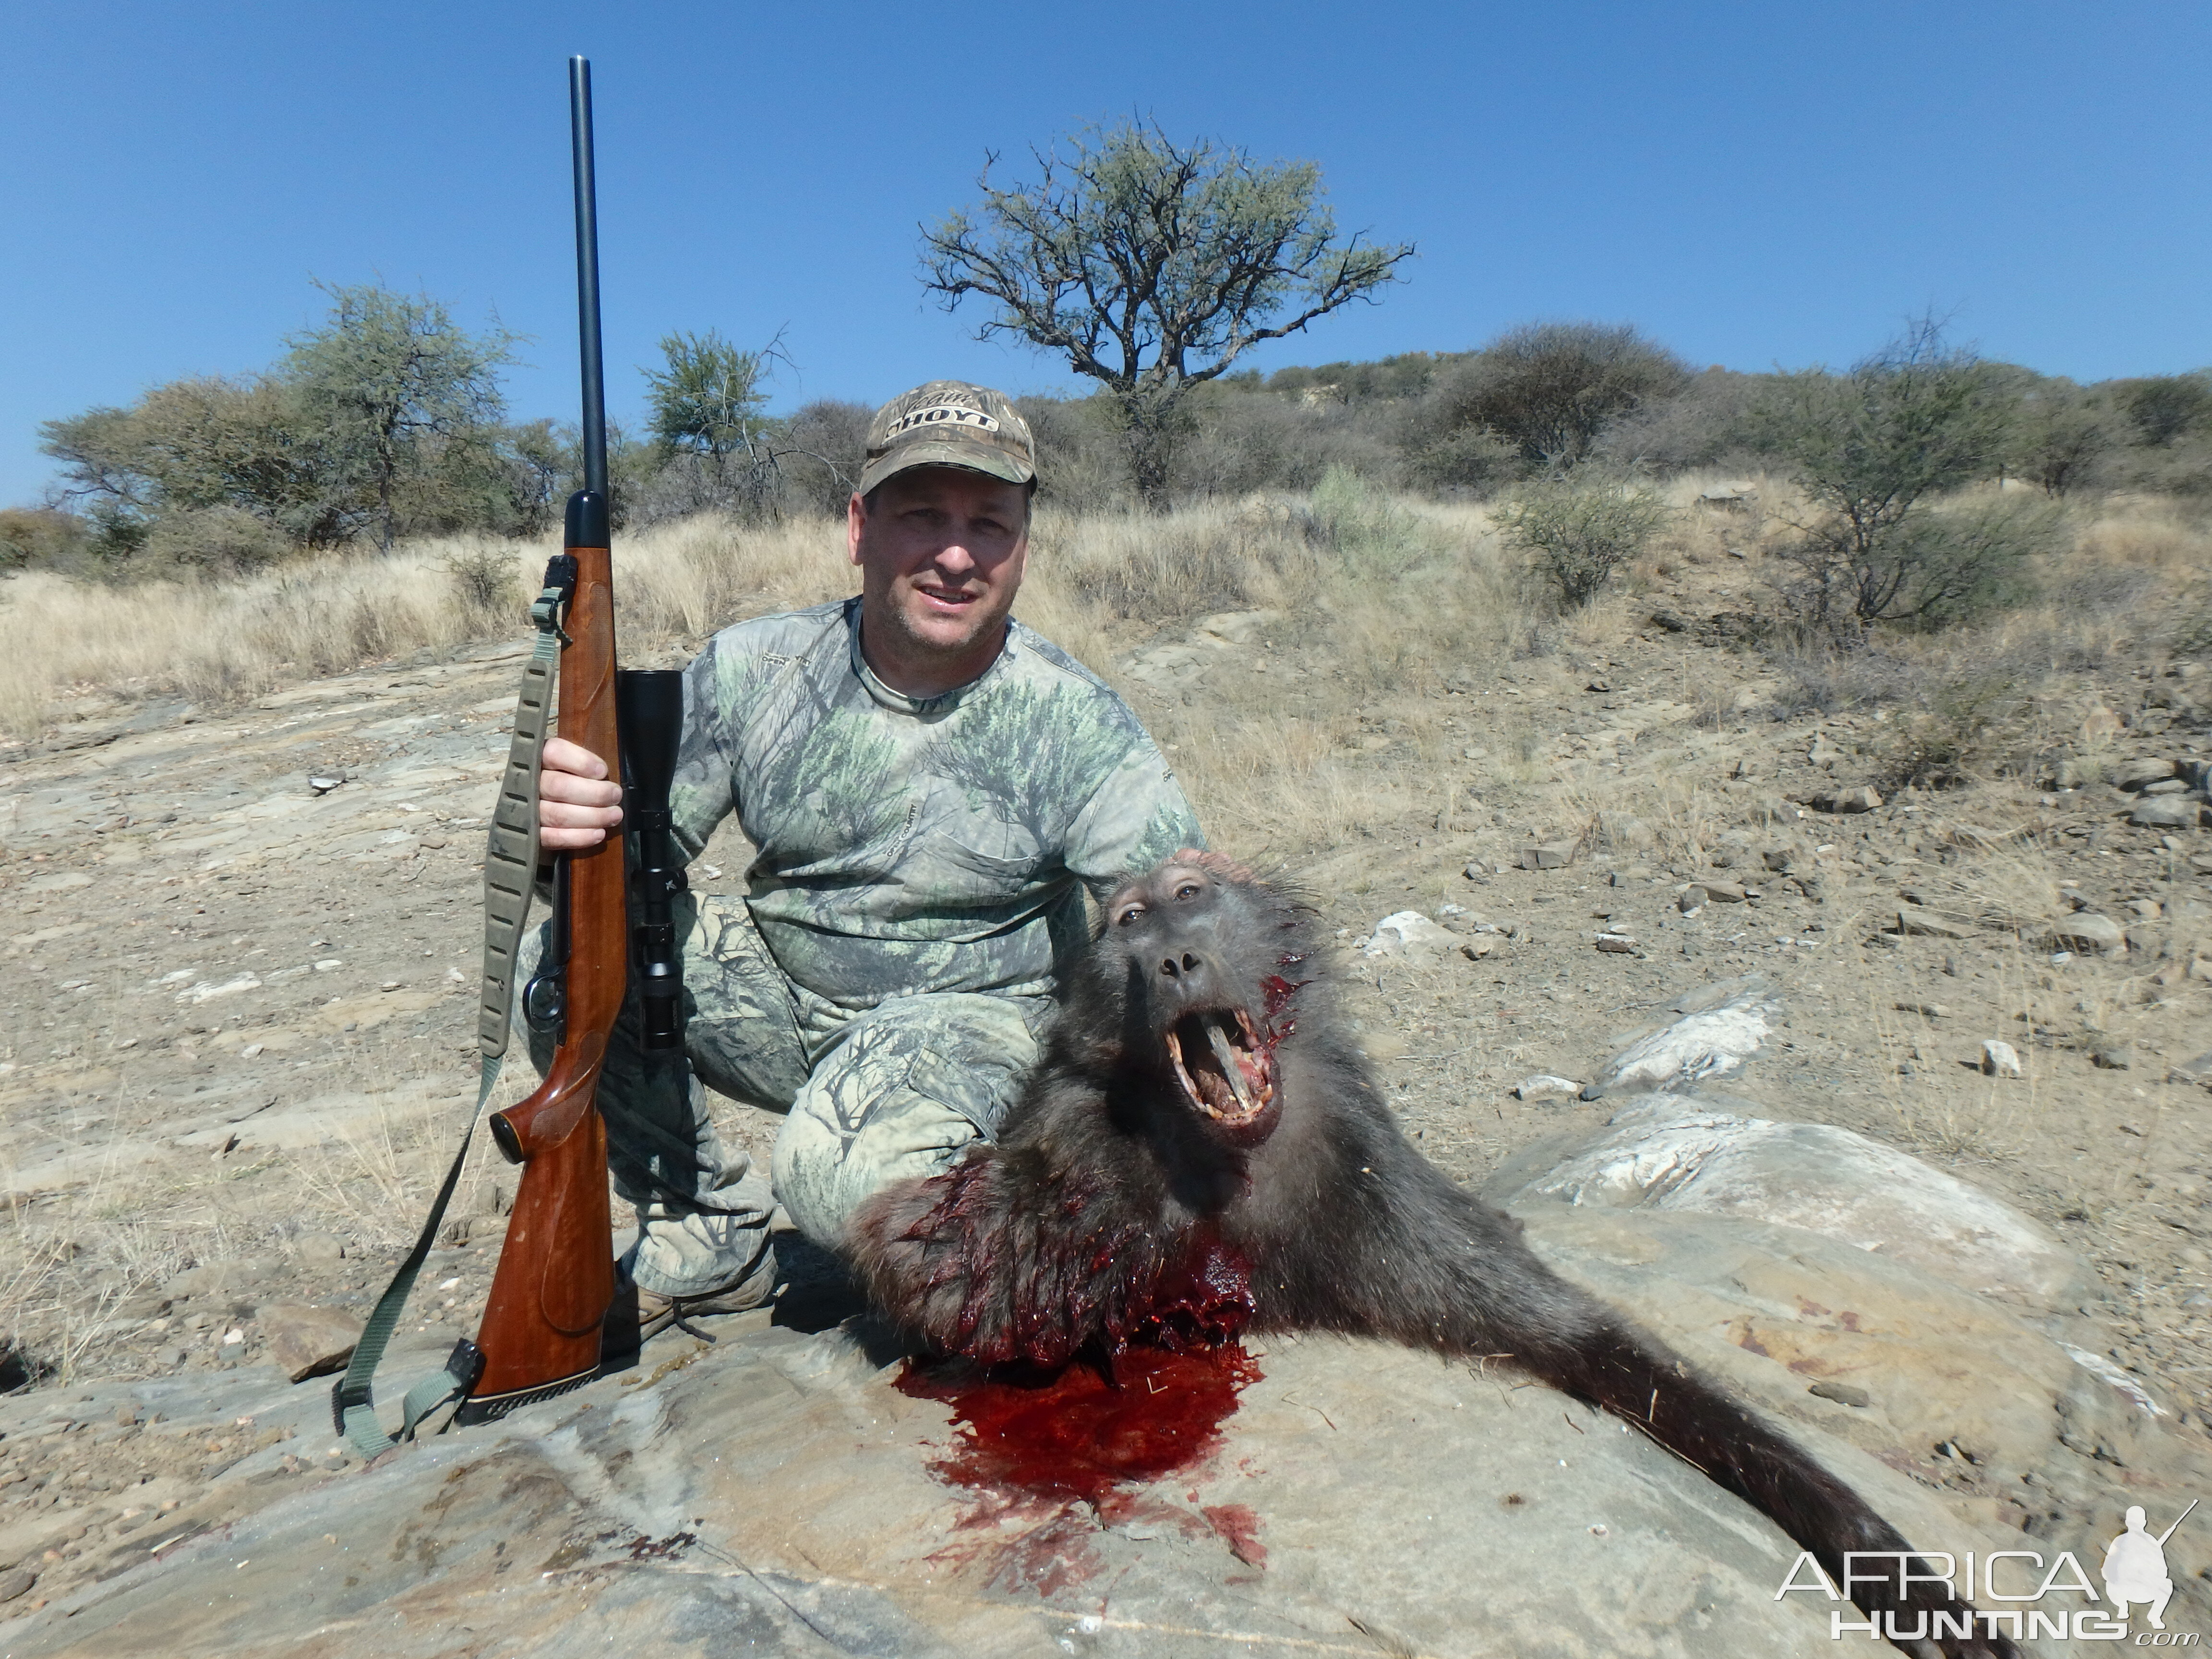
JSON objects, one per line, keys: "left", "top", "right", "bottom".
{"left": 5, "top": 1, "right": 2207, "bottom": 506}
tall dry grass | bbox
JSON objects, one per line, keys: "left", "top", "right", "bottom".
{"left": 6, "top": 484, "right": 2201, "bottom": 850}
{"left": 0, "top": 487, "right": 1537, "bottom": 859}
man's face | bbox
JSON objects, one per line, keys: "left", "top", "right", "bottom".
{"left": 848, "top": 466, "right": 1030, "bottom": 687}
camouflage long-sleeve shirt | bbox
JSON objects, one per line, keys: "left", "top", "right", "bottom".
{"left": 668, "top": 597, "right": 1204, "bottom": 1009}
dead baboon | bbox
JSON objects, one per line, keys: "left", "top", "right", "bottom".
{"left": 849, "top": 853, "right": 2015, "bottom": 1658}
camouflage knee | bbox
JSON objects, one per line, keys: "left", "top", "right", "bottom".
{"left": 771, "top": 992, "right": 1045, "bottom": 1246}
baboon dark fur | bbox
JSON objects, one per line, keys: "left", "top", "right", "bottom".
{"left": 849, "top": 854, "right": 2013, "bottom": 1658}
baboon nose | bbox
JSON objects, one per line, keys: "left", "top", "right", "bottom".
{"left": 1158, "top": 950, "right": 1205, "bottom": 981}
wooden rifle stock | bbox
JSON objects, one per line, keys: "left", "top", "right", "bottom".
{"left": 456, "top": 535, "right": 623, "bottom": 1421}
{"left": 452, "top": 57, "right": 623, "bottom": 1423}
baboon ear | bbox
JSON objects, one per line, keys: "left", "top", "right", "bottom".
{"left": 1170, "top": 847, "right": 1256, "bottom": 885}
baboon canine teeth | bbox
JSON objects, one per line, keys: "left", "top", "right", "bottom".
{"left": 1205, "top": 1018, "right": 1257, "bottom": 1113}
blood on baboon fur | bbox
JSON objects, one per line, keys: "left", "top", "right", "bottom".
{"left": 849, "top": 853, "right": 2014, "bottom": 1658}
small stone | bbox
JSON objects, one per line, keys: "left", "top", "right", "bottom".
{"left": 240, "top": 1043, "right": 264, "bottom": 1059}
{"left": 307, "top": 776, "right": 344, "bottom": 794}
{"left": 1807, "top": 1382, "right": 1871, "bottom": 1408}
{"left": 2048, "top": 913, "right": 2127, "bottom": 955}
{"left": 1981, "top": 1040, "right": 2023, "bottom": 1078}
{"left": 379, "top": 981, "right": 402, "bottom": 993}
{"left": 313, "top": 959, "right": 342, "bottom": 972}
{"left": 2168, "top": 1052, "right": 2212, "bottom": 1089}
{"left": 259, "top": 1303, "right": 362, "bottom": 1383}
{"left": 1697, "top": 879, "right": 1748, "bottom": 904}
{"left": 2142, "top": 779, "right": 2188, "bottom": 796}
{"left": 1361, "top": 913, "right": 1458, "bottom": 959}
{"left": 1594, "top": 935, "right": 1638, "bottom": 954}
{"left": 1519, "top": 843, "right": 1575, "bottom": 871}
{"left": 2127, "top": 898, "right": 2164, "bottom": 921}
{"left": 0, "top": 1567, "right": 37, "bottom": 1602}
{"left": 1676, "top": 890, "right": 1704, "bottom": 914}
{"left": 2091, "top": 1048, "right": 2133, "bottom": 1071}
{"left": 294, "top": 1232, "right": 346, "bottom": 1265}
{"left": 1893, "top": 1002, "right": 1951, "bottom": 1020}
{"left": 1513, "top": 1075, "right": 1583, "bottom": 1102}
{"left": 2131, "top": 796, "right": 2203, "bottom": 830}
{"left": 1460, "top": 938, "right": 1494, "bottom": 961}
{"left": 1818, "top": 786, "right": 1882, "bottom": 814}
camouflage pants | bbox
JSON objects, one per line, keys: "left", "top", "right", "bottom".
{"left": 517, "top": 891, "right": 1049, "bottom": 1298}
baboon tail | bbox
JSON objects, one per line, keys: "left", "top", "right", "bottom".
{"left": 1533, "top": 1321, "right": 2017, "bottom": 1659}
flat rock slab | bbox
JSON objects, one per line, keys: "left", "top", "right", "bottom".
{"left": 2131, "top": 795, "right": 2206, "bottom": 829}
{"left": 12, "top": 1205, "right": 2204, "bottom": 1659}
{"left": 1486, "top": 1094, "right": 2089, "bottom": 1312}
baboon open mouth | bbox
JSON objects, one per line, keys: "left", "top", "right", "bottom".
{"left": 1163, "top": 1009, "right": 1277, "bottom": 1128}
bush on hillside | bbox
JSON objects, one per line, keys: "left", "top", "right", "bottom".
{"left": 1432, "top": 323, "right": 1691, "bottom": 470}
{"left": 0, "top": 508, "right": 94, "bottom": 573}
{"left": 1496, "top": 472, "right": 1673, "bottom": 608}
{"left": 1754, "top": 321, "right": 2022, "bottom": 632}
{"left": 142, "top": 505, "right": 293, "bottom": 576}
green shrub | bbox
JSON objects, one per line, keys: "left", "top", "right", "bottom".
{"left": 1431, "top": 323, "right": 1690, "bottom": 469}
{"left": 2114, "top": 373, "right": 2212, "bottom": 447}
{"left": 1304, "top": 465, "right": 1428, "bottom": 577}
{"left": 1786, "top": 495, "right": 2060, "bottom": 634}
{"left": 142, "top": 506, "right": 292, "bottom": 575}
{"left": 444, "top": 543, "right": 522, "bottom": 625}
{"left": 1496, "top": 474, "right": 1672, "bottom": 607}
{"left": 1754, "top": 321, "right": 2024, "bottom": 632}
{"left": 0, "top": 508, "right": 93, "bottom": 571}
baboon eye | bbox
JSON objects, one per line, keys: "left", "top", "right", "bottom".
{"left": 1116, "top": 904, "right": 1145, "bottom": 926}
{"left": 1174, "top": 883, "right": 1201, "bottom": 901}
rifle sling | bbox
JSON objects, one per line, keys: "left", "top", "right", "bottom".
{"left": 333, "top": 579, "right": 566, "bottom": 1455}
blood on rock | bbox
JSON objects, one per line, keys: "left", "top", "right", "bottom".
{"left": 897, "top": 1341, "right": 1262, "bottom": 1509}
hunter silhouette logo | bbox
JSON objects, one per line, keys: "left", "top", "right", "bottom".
{"left": 2105, "top": 1500, "right": 2195, "bottom": 1631}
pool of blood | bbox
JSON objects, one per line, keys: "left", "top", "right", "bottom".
{"left": 896, "top": 1342, "right": 1262, "bottom": 1508}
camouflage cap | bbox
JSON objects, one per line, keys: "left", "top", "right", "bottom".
{"left": 859, "top": 380, "right": 1036, "bottom": 496}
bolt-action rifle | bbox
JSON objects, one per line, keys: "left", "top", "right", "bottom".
{"left": 332, "top": 56, "right": 688, "bottom": 1448}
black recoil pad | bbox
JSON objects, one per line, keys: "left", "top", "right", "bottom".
{"left": 616, "top": 668, "right": 686, "bottom": 1050}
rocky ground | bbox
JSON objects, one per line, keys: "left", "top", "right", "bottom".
{"left": 0, "top": 544, "right": 2204, "bottom": 1629}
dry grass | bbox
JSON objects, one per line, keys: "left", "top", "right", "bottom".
{"left": 0, "top": 489, "right": 1542, "bottom": 869}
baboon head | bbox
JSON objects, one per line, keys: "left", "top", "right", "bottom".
{"left": 1095, "top": 851, "right": 1311, "bottom": 1149}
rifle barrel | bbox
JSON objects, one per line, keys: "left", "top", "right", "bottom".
{"left": 569, "top": 55, "right": 607, "bottom": 501}
{"left": 2159, "top": 1497, "right": 2199, "bottom": 1544}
